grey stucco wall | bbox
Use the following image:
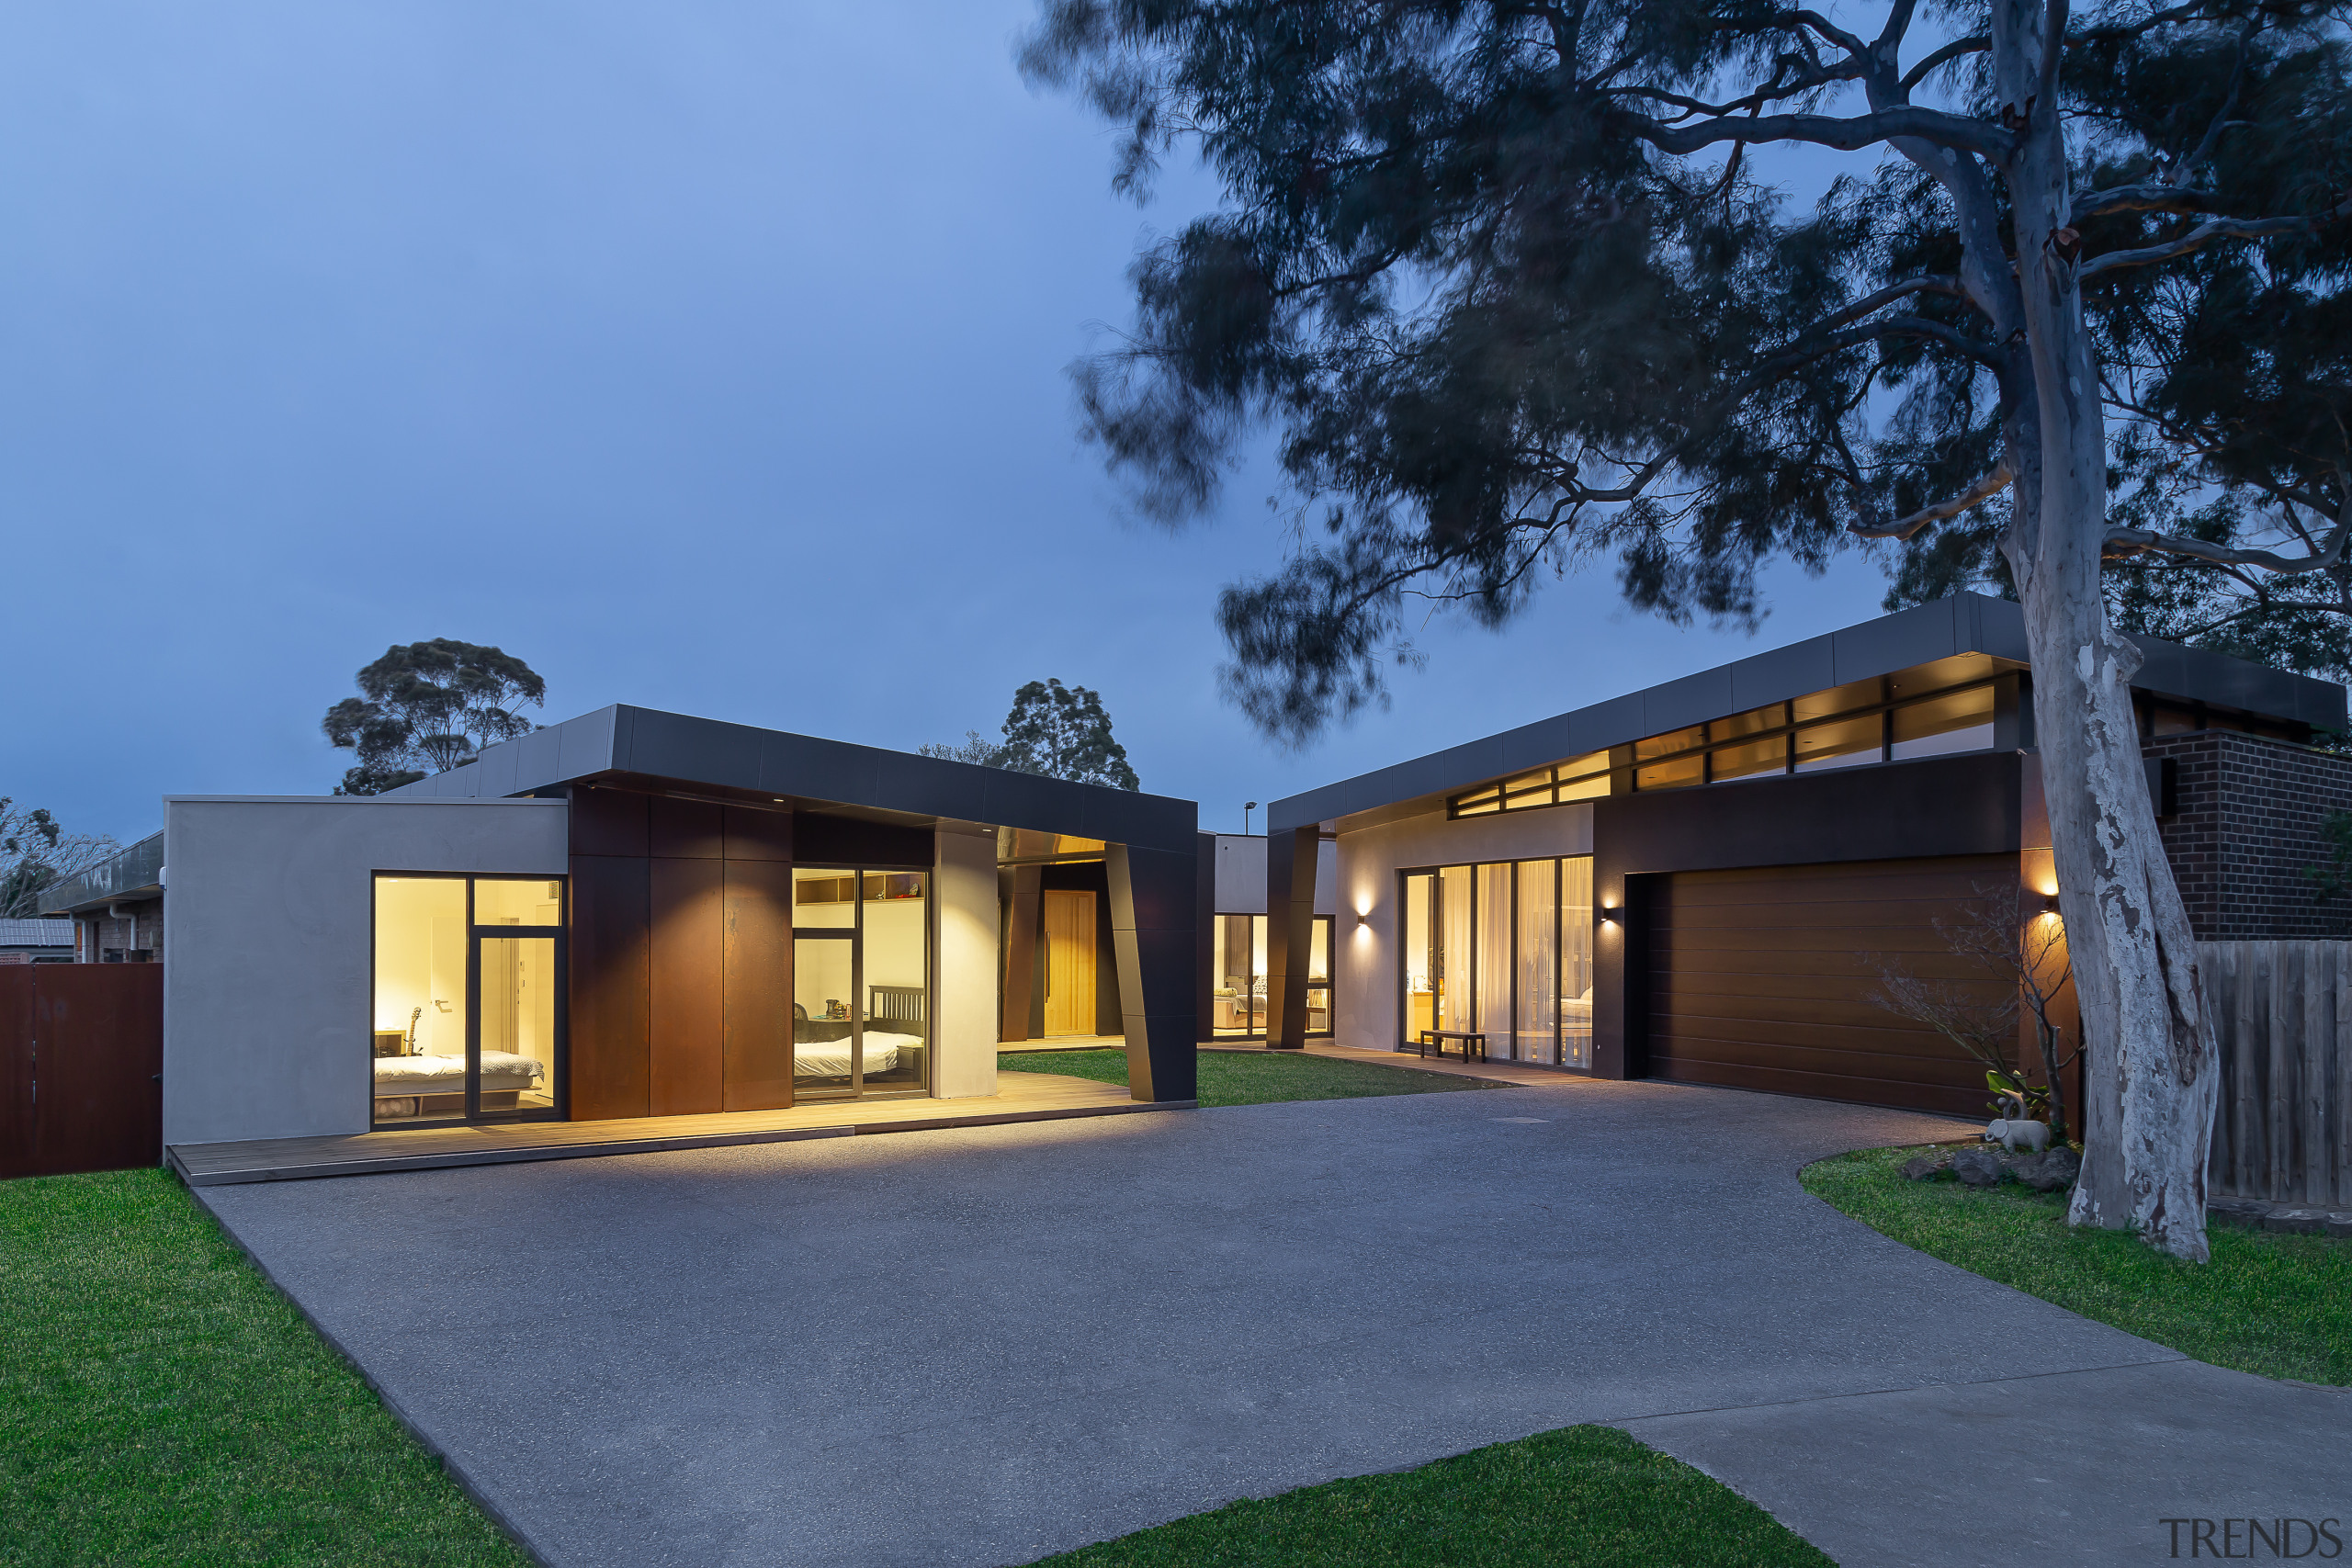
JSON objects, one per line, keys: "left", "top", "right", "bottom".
{"left": 1331, "top": 803, "right": 1597, "bottom": 1054}
{"left": 163, "top": 795, "right": 570, "bottom": 1146}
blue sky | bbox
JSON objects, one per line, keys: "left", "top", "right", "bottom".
{"left": 4, "top": 0, "right": 1894, "bottom": 841}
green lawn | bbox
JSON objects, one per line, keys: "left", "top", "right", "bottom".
{"left": 1804, "top": 1145, "right": 2352, "bottom": 1385}
{"left": 1030, "top": 1424, "right": 1830, "bottom": 1567}
{"left": 0, "top": 1168, "right": 528, "bottom": 1567}
{"left": 999, "top": 1047, "right": 1491, "bottom": 1107}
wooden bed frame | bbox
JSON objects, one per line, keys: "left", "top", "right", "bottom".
{"left": 869, "top": 984, "right": 928, "bottom": 1040}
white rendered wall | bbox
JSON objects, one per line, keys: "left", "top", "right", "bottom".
{"left": 1332, "top": 805, "right": 1595, "bottom": 1054}
{"left": 163, "top": 795, "right": 570, "bottom": 1145}
{"left": 1211, "top": 833, "right": 1340, "bottom": 915}
{"left": 932, "top": 826, "right": 999, "bottom": 1100}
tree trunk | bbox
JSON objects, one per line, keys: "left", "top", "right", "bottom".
{"left": 1993, "top": 0, "right": 2218, "bottom": 1261}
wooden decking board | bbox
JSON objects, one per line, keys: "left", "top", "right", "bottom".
{"left": 169, "top": 1072, "right": 1188, "bottom": 1186}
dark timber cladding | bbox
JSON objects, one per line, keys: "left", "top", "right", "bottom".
{"left": 1645, "top": 856, "right": 2019, "bottom": 1116}
{"left": 569, "top": 787, "right": 801, "bottom": 1119}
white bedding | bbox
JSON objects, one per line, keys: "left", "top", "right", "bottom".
{"left": 793, "top": 1031, "right": 920, "bottom": 1078}
{"left": 374, "top": 1051, "right": 547, "bottom": 1095}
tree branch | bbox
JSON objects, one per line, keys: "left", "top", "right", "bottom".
{"left": 2080, "top": 198, "right": 2352, "bottom": 277}
{"left": 2104, "top": 518, "right": 2351, "bottom": 574}
{"left": 1900, "top": 36, "right": 1987, "bottom": 91}
{"left": 1850, "top": 462, "right": 2015, "bottom": 539}
{"left": 1623, "top": 105, "right": 2014, "bottom": 160}
{"left": 2072, "top": 181, "right": 2230, "bottom": 220}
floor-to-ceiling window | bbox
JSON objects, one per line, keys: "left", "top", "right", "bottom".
{"left": 1211, "top": 912, "right": 1335, "bottom": 1040}
{"left": 1396, "top": 857, "right": 1595, "bottom": 1068}
{"left": 792, "top": 868, "right": 929, "bottom": 1099}
{"left": 372, "top": 874, "right": 566, "bottom": 1126}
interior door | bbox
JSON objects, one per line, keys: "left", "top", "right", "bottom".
{"left": 1042, "top": 890, "right": 1097, "bottom": 1036}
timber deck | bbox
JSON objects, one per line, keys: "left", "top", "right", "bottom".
{"left": 168, "top": 1071, "right": 1187, "bottom": 1186}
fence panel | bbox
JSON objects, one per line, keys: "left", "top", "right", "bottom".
{"left": 0, "top": 969, "right": 32, "bottom": 1179}
{"left": 2202, "top": 941, "right": 2351, "bottom": 1205}
{"left": 32, "top": 965, "right": 163, "bottom": 1176}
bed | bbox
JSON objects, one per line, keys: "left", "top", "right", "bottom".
{"left": 791, "top": 1031, "right": 923, "bottom": 1078}
{"left": 372, "top": 1051, "right": 547, "bottom": 1118}
{"left": 793, "top": 985, "right": 928, "bottom": 1083}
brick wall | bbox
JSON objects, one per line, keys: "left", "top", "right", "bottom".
{"left": 78, "top": 897, "right": 163, "bottom": 961}
{"left": 2144, "top": 731, "right": 2352, "bottom": 940}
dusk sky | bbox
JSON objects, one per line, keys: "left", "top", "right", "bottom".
{"left": 6, "top": 0, "right": 1894, "bottom": 843}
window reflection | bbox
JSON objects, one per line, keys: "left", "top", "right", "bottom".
{"left": 1891, "top": 686, "right": 1997, "bottom": 760}
{"left": 1795, "top": 715, "right": 1884, "bottom": 772}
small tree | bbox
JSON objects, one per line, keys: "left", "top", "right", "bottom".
{"left": 322, "top": 640, "right": 547, "bottom": 796}
{"left": 922, "top": 681, "right": 1143, "bottom": 788}
{"left": 918, "top": 730, "right": 1012, "bottom": 767}
{"left": 1871, "top": 881, "right": 2081, "bottom": 1141}
{"left": 1000, "top": 679, "right": 1142, "bottom": 789}
{"left": 0, "top": 800, "right": 122, "bottom": 919}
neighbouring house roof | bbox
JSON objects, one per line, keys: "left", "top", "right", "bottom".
{"left": 0, "top": 919, "right": 74, "bottom": 949}
{"left": 383, "top": 705, "right": 1198, "bottom": 854}
{"left": 1268, "top": 592, "right": 2349, "bottom": 834}
{"left": 37, "top": 830, "right": 165, "bottom": 918}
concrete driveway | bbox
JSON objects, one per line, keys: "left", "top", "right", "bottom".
{"left": 198, "top": 1077, "right": 2352, "bottom": 1568}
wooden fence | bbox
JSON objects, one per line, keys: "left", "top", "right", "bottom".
{"left": 0, "top": 964, "right": 164, "bottom": 1180}
{"left": 2203, "top": 942, "right": 2352, "bottom": 1205}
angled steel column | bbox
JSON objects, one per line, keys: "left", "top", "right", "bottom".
{"left": 1106, "top": 841, "right": 1198, "bottom": 1102}
{"left": 1264, "top": 826, "right": 1319, "bottom": 1049}
{"left": 998, "top": 863, "right": 1042, "bottom": 1043}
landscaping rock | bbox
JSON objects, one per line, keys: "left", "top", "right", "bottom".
{"left": 2262, "top": 1209, "right": 2330, "bottom": 1235}
{"left": 1899, "top": 1153, "right": 1951, "bottom": 1181}
{"left": 2207, "top": 1196, "right": 2269, "bottom": 1228}
{"left": 2007, "top": 1146, "right": 2083, "bottom": 1193}
{"left": 2326, "top": 1215, "right": 2352, "bottom": 1239}
{"left": 1949, "top": 1146, "right": 2007, "bottom": 1188}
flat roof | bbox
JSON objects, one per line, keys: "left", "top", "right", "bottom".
{"left": 386, "top": 704, "right": 1198, "bottom": 855}
{"left": 1268, "top": 593, "right": 2348, "bottom": 832}
{"left": 38, "top": 830, "right": 165, "bottom": 917}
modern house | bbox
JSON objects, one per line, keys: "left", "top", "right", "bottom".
{"left": 1252, "top": 592, "right": 2352, "bottom": 1119}
{"left": 143, "top": 706, "right": 1198, "bottom": 1150}
{"left": 40, "top": 830, "right": 164, "bottom": 963}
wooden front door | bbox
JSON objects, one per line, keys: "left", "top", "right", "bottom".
{"left": 1042, "top": 890, "right": 1098, "bottom": 1036}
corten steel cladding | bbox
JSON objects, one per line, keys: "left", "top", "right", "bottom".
{"left": 0, "top": 964, "right": 163, "bottom": 1179}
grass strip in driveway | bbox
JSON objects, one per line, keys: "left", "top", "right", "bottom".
{"left": 0, "top": 1168, "right": 530, "bottom": 1567}
{"left": 1028, "top": 1424, "right": 1830, "bottom": 1567}
{"left": 1804, "top": 1145, "right": 2352, "bottom": 1385}
{"left": 999, "top": 1048, "right": 1489, "bottom": 1107}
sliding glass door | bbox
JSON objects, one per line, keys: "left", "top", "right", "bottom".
{"left": 372, "top": 874, "right": 566, "bottom": 1126}
{"left": 1397, "top": 857, "right": 1594, "bottom": 1068}
{"left": 791, "top": 868, "right": 929, "bottom": 1100}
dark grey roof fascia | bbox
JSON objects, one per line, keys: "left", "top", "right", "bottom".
{"left": 38, "top": 829, "right": 166, "bottom": 916}
{"left": 384, "top": 705, "right": 1199, "bottom": 853}
{"left": 1267, "top": 592, "right": 2347, "bottom": 832}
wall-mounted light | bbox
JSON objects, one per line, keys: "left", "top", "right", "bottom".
{"left": 1354, "top": 909, "right": 1370, "bottom": 928}
{"left": 1598, "top": 905, "right": 1619, "bottom": 924}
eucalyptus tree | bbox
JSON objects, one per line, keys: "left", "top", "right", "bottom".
{"left": 1027, "top": 0, "right": 2352, "bottom": 1258}
{"left": 322, "top": 639, "right": 547, "bottom": 795}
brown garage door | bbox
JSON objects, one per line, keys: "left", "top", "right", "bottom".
{"left": 1645, "top": 855, "right": 2018, "bottom": 1117}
